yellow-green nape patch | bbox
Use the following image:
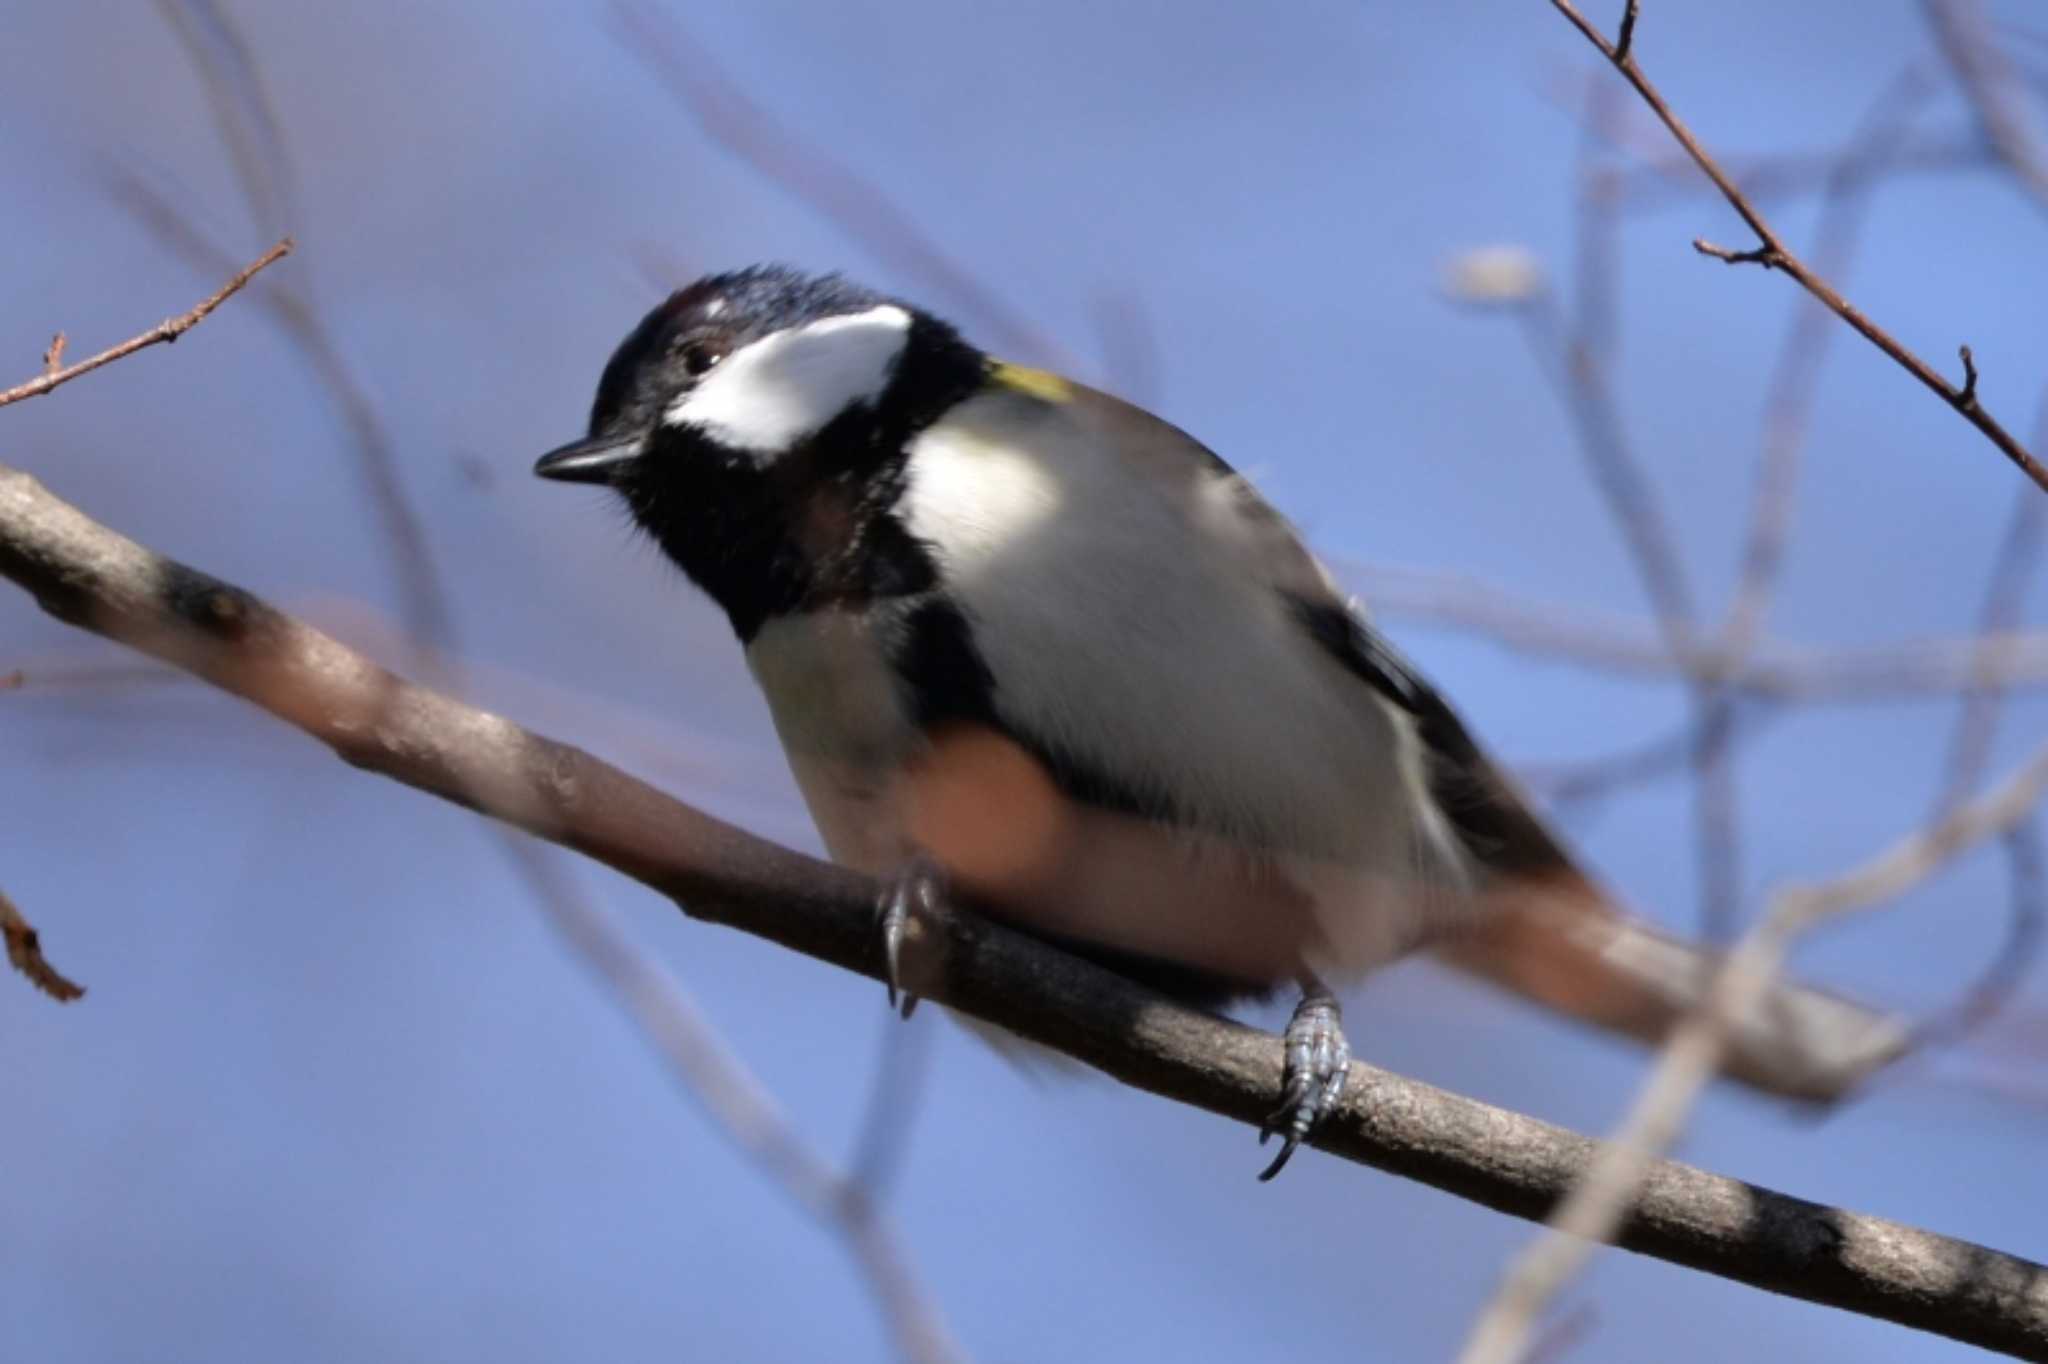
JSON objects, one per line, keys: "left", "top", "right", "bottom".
{"left": 989, "top": 361, "right": 1074, "bottom": 404}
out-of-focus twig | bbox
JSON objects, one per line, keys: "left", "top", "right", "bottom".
{"left": 1717, "top": 66, "right": 1937, "bottom": 660}
{"left": 1517, "top": 292, "right": 1696, "bottom": 649}
{"left": 496, "top": 839, "right": 963, "bottom": 1364}
{"left": 1459, "top": 738, "right": 2048, "bottom": 1364}
{"left": 4, "top": 460, "right": 2046, "bottom": 1357}
{"left": 1911, "top": 819, "right": 2047, "bottom": 1053}
{"left": 1934, "top": 428, "right": 2048, "bottom": 818}
{"left": 0, "top": 239, "right": 290, "bottom": 409}
{"left": 849, "top": 1003, "right": 936, "bottom": 1197}
{"left": 1552, "top": 0, "right": 2048, "bottom": 493}
{"left": 610, "top": 0, "right": 1068, "bottom": 372}
{"left": 112, "top": 173, "right": 459, "bottom": 657}
{"left": 154, "top": 0, "right": 299, "bottom": 240}
{"left": 1691, "top": 65, "right": 1936, "bottom": 942}
{"left": 1355, "top": 564, "right": 2048, "bottom": 700}
{"left": 1922, "top": 0, "right": 2048, "bottom": 217}
{"left": 138, "top": 14, "right": 959, "bottom": 1356}
{"left": 0, "top": 886, "right": 85, "bottom": 1002}
{"left": 139, "top": 1, "right": 452, "bottom": 653}
{"left": 1518, "top": 711, "right": 1751, "bottom": 815}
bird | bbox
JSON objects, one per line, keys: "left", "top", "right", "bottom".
{"left": 534, "top": 265, "right": 1905, "bottom": 1179}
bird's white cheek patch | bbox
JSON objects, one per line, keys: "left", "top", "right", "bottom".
{"left": 664, "top": 304, "right": 911, "bottom": 454}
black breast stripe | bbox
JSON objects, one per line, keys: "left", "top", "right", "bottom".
{"left": 893, "top": 594, "right": 1186, "bottom": 827}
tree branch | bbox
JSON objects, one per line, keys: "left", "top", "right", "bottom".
{"left": 0, "top": 239, "right": 291, "bottom": 409}
{"left": 1551, "top": 0, "right": 2048, "bottom": 494}
{"left": 5, "top": 461, "right": 2047, "bottom": 1357}
{"left": 0, "top": 885, "right": 85, "bottom": 1001}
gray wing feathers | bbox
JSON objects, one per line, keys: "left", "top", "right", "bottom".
{"left": 970, "top": 376, "right": 1909, "bottom": 1099}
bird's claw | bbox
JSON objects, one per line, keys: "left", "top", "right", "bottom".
{"left": 1257, "top": 990, "right": 1350, "bottom": 1181}
{"left": 876, "top": 858, "right": 944, "bottom": 1019}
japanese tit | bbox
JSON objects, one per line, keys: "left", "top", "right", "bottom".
{"left": 536, "top": 266, "right": 1904, "bottom": 1177}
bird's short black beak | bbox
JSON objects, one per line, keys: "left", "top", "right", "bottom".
{"left": 533, "top": 433, "right": 644, "bottom": 484}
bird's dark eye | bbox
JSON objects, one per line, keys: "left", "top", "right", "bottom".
{"left": 680, "top": 342, "right": 723, "bottom": 377}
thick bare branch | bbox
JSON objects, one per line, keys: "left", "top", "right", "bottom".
{"left": 5, "top": 460, "right": 2047, "bottom": 1357}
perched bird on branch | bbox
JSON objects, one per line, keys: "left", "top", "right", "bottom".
{"left": 535, "top": 265, "right": 1904, "bottom": 1178}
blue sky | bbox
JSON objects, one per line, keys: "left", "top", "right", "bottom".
{"left": 4, "top": 3, "right": 2046, "bottom": 1360}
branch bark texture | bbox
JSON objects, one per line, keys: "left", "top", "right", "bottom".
{"left": 4, "top": 462, "right": 2047, "bottom": 1358}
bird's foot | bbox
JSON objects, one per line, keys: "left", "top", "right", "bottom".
{"left": 1257, "top": 983, "right": 1351, "bottom": 1181}
{"left": 875, "top": 855, "right": 945, "bottom": 1020}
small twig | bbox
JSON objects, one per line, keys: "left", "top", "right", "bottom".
{"left": 1692, "top": 238, "right": 1778, "bottom": 267}
{"left": 1611, "top": 0, "right": 1639, "bottom": 62}
{"left": 1553, "top": 0, "right": 2048, "bottom": 492}
{"left": 1525, "top": 1301, "right": 1600, "bottom": 1364}
{"left": 41, "top": 334, "right": 65, "bottom": 375}
{"left": 1961, "top": 344, "right": 1982, "bottom": 407}
{"left": 0, "top": 239, "right": 291, "bottom": 409}
{"left": 0, "top": 886, "right": 85, "bottom": 1002}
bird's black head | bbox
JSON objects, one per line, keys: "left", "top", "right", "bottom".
{"left": 534, "top": 265, "right": 987, "bottom": 636}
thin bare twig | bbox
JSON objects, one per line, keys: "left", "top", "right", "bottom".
{"left": 1459, "top": 738, "right": 2048, "bottom": 1364}
{"left": 4, "top": 461, "right": 2046, "bottom": 1357}
{"left": 610, "top": 0, "right": 1068, "bottom": 371}
{"left": 0, "top": 239, "right": 291, "bottom": 409}
{"left": 1552, "top": 0, "right": 2048, "bottom": 493}
{"left": 0, "top": 886, "right": 85, "bottom": 1002}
